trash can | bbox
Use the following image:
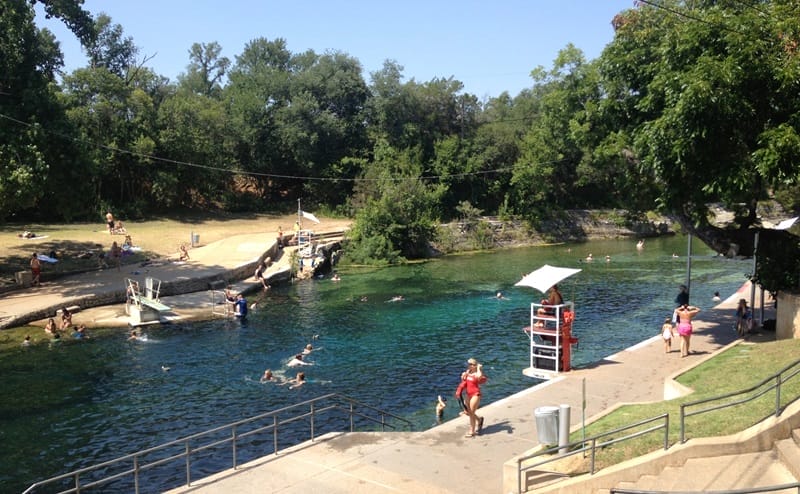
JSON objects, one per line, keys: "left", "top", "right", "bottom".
{"left": 535, "top": 406, "right": 560, "bottom": 445}
{"left": 191, "top": 233, "right": 200, "bottom": 247}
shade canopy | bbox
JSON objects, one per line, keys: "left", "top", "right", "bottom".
{"left": 514, "top": 264, "right": 581, "bottom": 294}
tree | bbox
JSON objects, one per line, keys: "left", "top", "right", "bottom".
{"left": 178, "top": 42, "right": 230, "bottom": 97}
{"left": 345, "top": 141, "right": 441, "bottom": 262}
{"left": 600, "top": 0, "right": 800, "bottom": 256}
{"left": 0, "top": 0, "right": 93, "bottom": 220}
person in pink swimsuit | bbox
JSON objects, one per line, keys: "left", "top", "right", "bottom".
{"left": 455, "top": 358, "right": 488, "bottom": 437}
{"left": 675, "top": 304, "right": 701, "bottom": 357}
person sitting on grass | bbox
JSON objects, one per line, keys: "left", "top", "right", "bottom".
{"left": 179, "top": 244, "right": 190, "bottom": 261}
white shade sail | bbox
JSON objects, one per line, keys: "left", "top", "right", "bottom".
{"left": 514, "top": 264, "right": 581, "bottom": 294}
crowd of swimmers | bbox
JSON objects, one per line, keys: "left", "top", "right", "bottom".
{"left": 24, "top": 307, "right": 89, "bottom": 346}
{"left": 259, "top": 341, "right": 321, "bottom": 390}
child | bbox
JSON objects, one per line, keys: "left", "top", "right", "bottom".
{"left": 661, "top": 317, "right": 675, "bottom": 353}
{"left": 436, "top": 395, "right": 447, "bottom": 423}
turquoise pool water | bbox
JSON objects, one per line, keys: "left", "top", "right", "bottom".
{"left": 0, "top": 236, "right": 750, "bottom": 492}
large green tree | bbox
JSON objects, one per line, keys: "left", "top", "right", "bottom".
{"left": 601, "top": 0, "right": 800, "bottom": 256}
{"left": 0, "top": 0, "right": 94, "bottom": 220}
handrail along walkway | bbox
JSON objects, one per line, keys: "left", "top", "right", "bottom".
{"left": 23, "top": 393, "right": 412, "bottom": 494}
{"left": 680, "top": 358, "right": 800, "bottom": 443}
{"left": 518, "top": 356, "right": 800, "bottom": 492}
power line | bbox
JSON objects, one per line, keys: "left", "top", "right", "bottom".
{"left": 0, "top": 110, "right": 560, "bottom": 183}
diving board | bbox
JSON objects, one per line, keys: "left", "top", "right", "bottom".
{"left": 126, "top": 277, "right": 171, "bottom": 326}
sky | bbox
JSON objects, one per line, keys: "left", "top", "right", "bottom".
{"left": 37, "top": 0, "right": 635, "bottom": 99}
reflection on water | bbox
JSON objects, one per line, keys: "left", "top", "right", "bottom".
{"left": 0, "top": 236, "right": 750, "bottom": 491}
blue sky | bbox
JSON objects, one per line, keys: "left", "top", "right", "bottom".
{"left": 37, "top": 0, "right": 635, "bottom": 99}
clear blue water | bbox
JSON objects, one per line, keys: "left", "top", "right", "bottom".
{"left": 0, "top": 236, "right": 750, "bottom": 492}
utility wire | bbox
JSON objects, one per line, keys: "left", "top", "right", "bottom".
{"left": 0, "top": 111, "right": 564, "bottom": 183}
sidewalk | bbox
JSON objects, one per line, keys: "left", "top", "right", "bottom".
{"left": 165, "top": 286, "right": 776, "bottom": 494}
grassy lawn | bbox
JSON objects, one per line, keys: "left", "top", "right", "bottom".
{"left": 546, "top": 338, "right": 800, "bottom": 474}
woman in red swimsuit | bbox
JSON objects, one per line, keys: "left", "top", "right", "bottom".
{"left": 455, "top": 358, "right": 488, "bottom": 437}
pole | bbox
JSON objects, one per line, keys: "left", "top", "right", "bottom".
{"left": 750, "top": 230, "right": 759, "bottom": 318}
{"left": 685, "top": 234, "right": 693, "bottom": 303}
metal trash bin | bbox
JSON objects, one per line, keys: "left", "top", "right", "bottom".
{"left": 535, "top": 406, "right": 560, "bottom": 445}
{"left": 191, "top": 233, "right": 200, "bottom": 247}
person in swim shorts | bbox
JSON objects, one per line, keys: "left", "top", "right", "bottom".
{"left": 455, "top": 357, "right": 488, "bottom": 438}
{"left": 675, "top": 304, "right": 700, "bottom": 357}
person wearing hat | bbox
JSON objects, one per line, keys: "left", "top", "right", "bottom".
{"left": 455, "top": 358, "right": 488, "bottom": 438}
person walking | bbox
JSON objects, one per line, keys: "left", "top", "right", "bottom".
{"left": 675, "top": 304, "right": 701, "bottom": 357}
{"left": 455, "top": 357, "right": 488, "bottom": 438}
{"left": 660, "top": 317, "right": 675, "bottom": 353}
{"left": 672, "top": 284, "right": 690, "bottom": 323}
{"left": 30, "top": 253, "right": 41, "bottom": 286}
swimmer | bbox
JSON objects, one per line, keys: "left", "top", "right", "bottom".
{"left": 388, "top": 295, "right": 405, "bottom": 302}
{"left": 495, "top": 292, "right": 506, "bottom": 300}
{"left": 605, "top": 255, "right": 611, "bottom": 262}
{"left": 288, "top": 372, "right": 306, "bottom": 389}
{"left": 302, "top": 344, "right": 315, "bottom": 355}
{"left": 436, "top": 395, "right": 447, "bottom": 423}
{"left": 128, "top": 330, "right": 138, "bottom": 341}
{"left": 260, "top": 369, "right": 275, "bottom": 382}
{"left": 585, "top": 253, "right": 594, "bottom": 262}
{"left": 332, "top": 273, "right": 341, "bottom": 282}
{"left": 636, "top": 240, "right": 645, "bottom": 250}
{"left": 287, "top": 353, "right": 313, "bottom": 367}
{"left": 712, "top": 291, "right": 721, "bottom": 302}
{"left": 161, "top": 365, "right": 171, "bottom": 372}
{"left": 22, "top": 335, "right": 31, "bottom": 346}
{"left": 360, "top": 296, "right": 368, "bottom": 302}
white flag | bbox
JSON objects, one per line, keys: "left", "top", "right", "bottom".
{"left": 301, "top": 211, "right": 320, "bottom": 224}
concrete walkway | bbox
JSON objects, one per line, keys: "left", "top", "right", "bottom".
{"left": 163, "top": 287, "right": 779, "bottom": 493}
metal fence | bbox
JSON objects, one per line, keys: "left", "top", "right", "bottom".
{"left": 23, "top": 393, "right": 412, "bottom": 494}
{"left": 680, "top": 358, "right": 800, "bottom": 443}
{"left": 516, "top": 414, "right": 670, "bottom": 494}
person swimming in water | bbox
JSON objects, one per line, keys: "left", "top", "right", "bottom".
{"left": 288, "top": 372, "right": 306, "bottom": 389}
{"left": 287, "top": 353, "right": 313, "bottom": 367}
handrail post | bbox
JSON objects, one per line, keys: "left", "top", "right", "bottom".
{"left": 350, "top": 402, "right": 355, "bottom": 432}
{"left": 185, "top": 440, "right": 191, "bottom": 486}
{"left": 590, "top": 438, "right": 597, "bottom": 474}
{"left": 679, "top": 404, "right": 686, "bottom": 443}
{"left": 775, "top": 374, "right": 782, "bottom": 417}
{"left": 310, "top": 402, "right": 316, "bottom": 442}
{"left": 232, "top": 424, "right": 238, "bottom": 469}
{"left": 517, "top": 458, "right": 522, "bottom": 494}
{"left": 133, "top": 455, "right": 139, "bottom": 494}
{"left": 74, "top": 472, "right": 81, "bottom": 494}
{"left": 664, "top": 413, "right": 670, "bottom": 450}
{"left": 273, "top": 415, "right": 278, "bottom": 455}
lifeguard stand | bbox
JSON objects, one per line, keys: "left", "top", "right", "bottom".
{"left": 522, "top": 301, "right": 578, "bottom": 380}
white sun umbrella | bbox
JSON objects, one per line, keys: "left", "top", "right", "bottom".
{"left": 515, "top": 264, "right": 581, "bottom": 294}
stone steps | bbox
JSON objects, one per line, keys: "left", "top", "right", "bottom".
{"left": 614, "top": 428, "right": 799, "bottom": 493}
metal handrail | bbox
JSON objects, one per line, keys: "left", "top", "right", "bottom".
{"left": 516, "top": 413, "right": 670, "bottom": 493}
{"left": 23, "top": 393, "right": 412, "bottom": 494}
{"left": 680, "top": 358, "right": 800, "bottom": 443}
{"left": 611, "top": 482, "right": 800, "bottom": 493}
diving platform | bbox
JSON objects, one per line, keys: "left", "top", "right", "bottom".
{"left": 126, "top": 277, "right": 171, "bottom": 326}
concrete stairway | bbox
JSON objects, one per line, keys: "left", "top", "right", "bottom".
{"left": 612, "top": 428, "right": 800, "bottom": 493}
